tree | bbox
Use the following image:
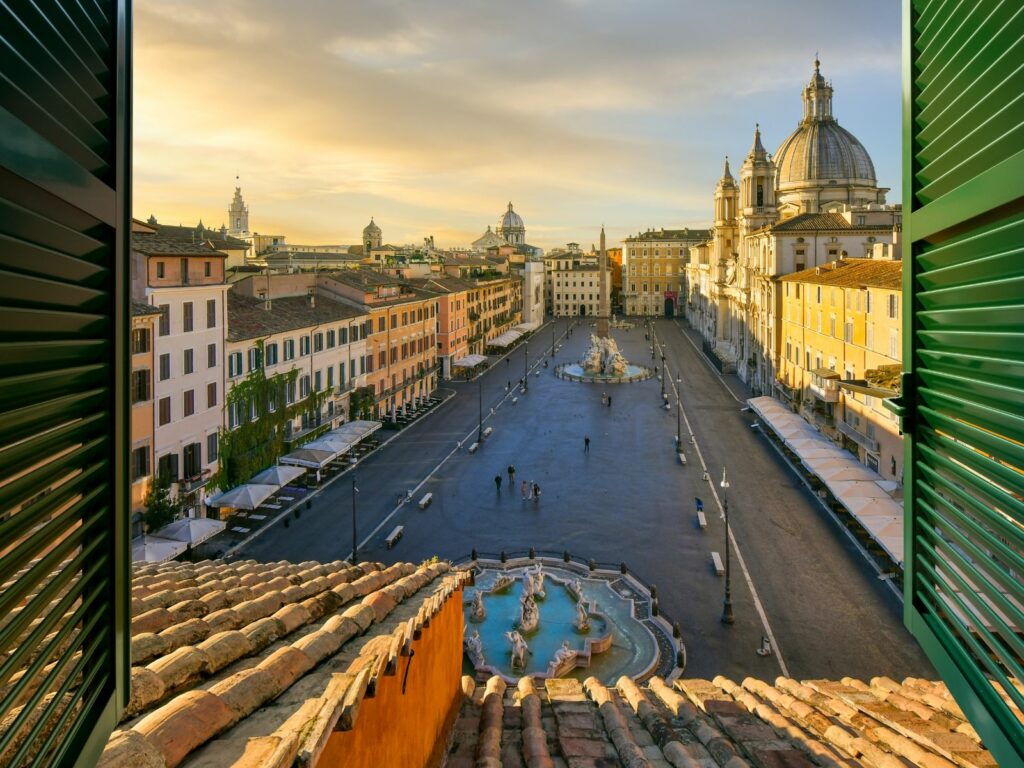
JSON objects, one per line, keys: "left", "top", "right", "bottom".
{"left": 349, "top": 386, "right": 376, "bottom": 420}
{"left": 143, "top": 478, "right": 184, "bottom": 533}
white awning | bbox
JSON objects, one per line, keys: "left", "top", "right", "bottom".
{"left": 249, "top": 464, "right": 306, "bottom": 487}
{"left": 131, "top": 535, "right": 188, "bottom": 564}
{"left": 453, "top": 354, "right": 488, "bottom": 368}
{"left": 279, "top": 448, "right": 336, "bottom": 469}
{"left": 748, "top": 395, "right": 904, "bottom": 565}
{"left": 514, "top": 321, "right": 541, "bottom": 333}
{"left": 206, "top": 483, "right": 279, "bottom": 509}
{"left": 313, "top": 421, "right": 383, "bottom": 456}
{"left": 486, "top": 330, "right": 523, "bottom": 348}
{"left": 158, "top": 517, "right": 226, "bottom": 547}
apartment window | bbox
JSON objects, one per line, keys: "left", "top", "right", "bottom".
{"left": 829, "top": 315, "right": 836, "bottom": 337}
{"left": 180, "top": 258, "right": 189, "bottom": 284}
{"left": 300, "top": 336, "right": 310, "bottom": 356}
{"left": 287, "top": 379, "right": 297, "bottom": 405}
{"left": 816, "top": 286, "right": 821, "bottom": 303}
{"left": 207, "top": 298, "right": 216, "bottom": 328}
{"left": 888, "top": 294, "right": 899, "bottom": 319}
{"left": 378, "top": 317, "right": 385, "bottom": 332}
{"left": 326, "top": 329, "right": 335, "bottom": 348}
{"left": 390, "top": 347, "right": 398, "bottom": 364}
{"left": 228, "top": 351, "right": 243, "bottom": 378}
{"left": 157, "top": 453, "right": 179, "bottom": 484}
{"left": 379, "top": 350, "right": 386, "bottom": 368}
{"left": 131, "top": 446, "right": 150, "bottom": 482}
{"left": 183, "top": 348, "right": 194, "bottom": 375}
{"left": 806, "top": 351, "right": 811, "bottom": 369}
{"left": 327, "top": 367, "right": 334, "bottom": 390}
{"left": 845, "top": 365, "right": 855, "bottom": 381}
{"left": 786, "top": 341, "right": 792, "bottom": 362}
{"left": 183, "top": 301, "right": 194, "bottom": 332}
{"left": 183, "top": 389, "right": 195, "bottom": 417}
{"left": 131, "top": 328, "right": 150, "bottom": 354}
{"left": 207, "top": 433, "right": 219, "bottom": 463}
{"left": 314, "top": 370, "right": 322, "bottom": 392}
{"left": 284, "top": 339, "right": 295, "bottom": 360}
{"left": 265, "top": 342, "right": 278, "bottom": 365}
{"left": 856, "top": 215, "right": 866, "bottom": 225}
{"left": 402, "top": 311, "right": 408, "bottom": 325}
{"left": 247, "top": 346, "right": 261, "bottom": 372}
{"left": 207, "top": 382, "right": 217, "bottom": 408}
{"left": 866, "top": 290, "right": 872, "bottom": 312}
{"left": 182, "top": 442, "right": 201, "bottom": 478}
{"left": 890, "top": 329, "right": 899, "bottom": 359}
{"left": 340, "top": 327, "right": 348, "bottom": 344}
{"left": 159, "top": 353, "right": 171, "bottom": 381}
{"left": 130, "top": 370, "right": 151, "bottom": 404}
{"left": 391, "top": 314, "right": 397, "bottom": 329}
{"left": 300, "top": 375, "right": 311, "bottom": 398}
{"left": 844, "top": 321, "right": 853, "bottom": 343}
{"left": 313, "top": 332, "right": 324, "bottom": 352}
{"left": 158, "top": 396, "right": 171, "bottom": 425}
{"left": 208, "top": 343, "right": 217, "bottom": 368}
{"left": 355, "top": 358, "right": 361, "bottom": 377}
{"left": 158, "top": 304, "right": 170, "bottom": 336}
{"left": 204, "top": 260, "right": 212, "bottom": 277}
{"left": 156, "top": 261, "right": 165, "bottom": 279}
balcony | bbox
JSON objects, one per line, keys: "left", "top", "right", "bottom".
{"left": 809, "top": 368, "right": 840, "bottom": 403}
{"left": 179, "top": 470, "right": 211, "bottom": 494}
{"left": 838, "top": 420, "right": 879, "bottom": 453}
{"left": 813, "top": 408, "right": 835, "bottom": 428}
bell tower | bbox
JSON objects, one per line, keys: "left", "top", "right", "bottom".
{"left": 739, "top": 124, "right": 776, "bottom": 235}
{"left": 227, "top": 185, "right": 249, "bottom": 236}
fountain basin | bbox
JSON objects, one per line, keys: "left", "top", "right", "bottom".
{"left": 556, "top": 362, "right": 652, "bottom": 383}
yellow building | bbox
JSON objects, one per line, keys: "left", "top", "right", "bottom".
{"left": 778, "top": 258, "right": 903, "bottom": 481}
{"left": 622, "top": 228, "right": 709, "bottom": 317}
{"left": 130, "top": 303, "right": 161, "bottom": 537}
{"left": 469, "top": 275, "right": 523, "bottom": 353}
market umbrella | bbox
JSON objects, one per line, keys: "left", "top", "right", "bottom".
{"left": 159, "top": 517, "right": 226, "bottom": 546}
{"left": 206, "top": 483, "right": 278, "bottom": 509}
{"left": 250, "top": 464, "right": 307, "bottom": 487}
{"left": 131, "top": 535, "right": 187, "bottom": 564}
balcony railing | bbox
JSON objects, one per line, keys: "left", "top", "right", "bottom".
{"left": 838, "top": 421, "right": 879, "bottom": 453}
{"left": 809, "top": 370, "right": 840, "bottom": 402}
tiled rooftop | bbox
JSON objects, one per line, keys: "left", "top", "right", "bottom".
{"left": 624, "top": 228, "right": 713, "bottom": 243}
{"left": 96, "top": 557, "right": 468, "bottom": 768}
{"left": 779, "top": 258, "right": 902, "bottom": 290}
{"left": 131, "top": 231, "right": 228, "bottom": 258}
{"left": 450, "top": 673, "right": 1001, "bottom": 768}
{"left": 769, "top": 213, "right": 893, "bottom": 233}
{"left": 226, "top": 293, "right": 365, "bottom": 342}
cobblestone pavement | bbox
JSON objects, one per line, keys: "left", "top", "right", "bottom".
{"left": 240, "top": 318, "right": 933, "bottom": 681}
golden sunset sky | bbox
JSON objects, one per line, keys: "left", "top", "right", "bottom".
{"left": 134, "top": 0, "right": 901, "bottom": 250}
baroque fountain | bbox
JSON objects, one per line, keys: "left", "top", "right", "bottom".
{"left": 555, "top": 334, "right": 652, "bottom": 383}
{"left": 463, "top": 558, "right": 677, "bottom": 682}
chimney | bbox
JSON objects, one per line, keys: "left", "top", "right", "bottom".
{"left": 308, "top": 289, "right": 316, "bottom": 308}
{"left": 258, "top": 290, "right": 271, "bottom": 311}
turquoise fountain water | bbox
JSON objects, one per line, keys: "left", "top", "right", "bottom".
{"left": 465, "top": 567, "right": 659, "bottom": 681}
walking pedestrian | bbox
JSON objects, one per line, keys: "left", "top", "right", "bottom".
{"left": 584, "top": 435, "right": 590, "bottom": 453}
{"left": 520, "top": 480, "right": 528, "bottom": 501}
{"left": 507, "top": 464, "right": 516, "bottom": 486}
{"left": 527, "top": 480, "right": 534, "bottom": 501}
{"left": 607, "top": 395, "right": 612, "bottom": 408}
{"left": 533, "top": 482, "right": 541, "bottom": 502}
{"left": 494, "top": 474, "right": 502, "bottom": 494}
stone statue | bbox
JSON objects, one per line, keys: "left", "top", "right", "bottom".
{"left": 470, "top": 590, "right": 486, "bottom": 622}
{"left": 491, "top": 573, "right": 513, "bottom": 592}
{"left": 506, "top": 630, "right": 529, "bottom": 669}
{"left": 521, "top": 572, "right": 534, "bottom": 600}
{"left": 464, "top": 630, "right": 485, "bottom": 668}
{"left": 519, "top": 592, "right": 540, "bottom": 634}
{"left": 726, "top": 260, "right": 737, "bottom": 285}
{"left": 547, "top": 640, "right": 578, "bottom": 676}
{"left": 568, "top": 579, "right": 584, "bottom": 599}
{"left": 530, "top": 564, "right": 546, "bottom": 599}
{"left": 575, "top": 600, "right": 591, "bottom": 632}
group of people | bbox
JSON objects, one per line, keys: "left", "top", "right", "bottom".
{"left": 493, "top": 464, "right": 540, "bottom": 502}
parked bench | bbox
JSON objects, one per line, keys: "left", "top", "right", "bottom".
{"left": 697, "top": 510, "right": 707, "bottom": 529}
{"left": 418, "top": 493, "right": 433, "bottom": 509}
{"left": 711, "top": 551, "right": 725, "bottom": 576}
{"left": 677, "top": 452, "right": 687, "bottom": 465}
{"left": 260, "top": 503, "right": 282, "bottom": 510}
{"left": 385, "top": 525, "right": 404, "bottom": 549}
{"left": 468, "top": 442, "right": 479, "bottom": 454}
{"left": 230, "top": 526, "right": 251, "bottom": 534}
{"left": 482, "top": 426, "right": 493, "bottom": 438}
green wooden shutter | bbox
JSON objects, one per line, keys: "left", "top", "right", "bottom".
{"left": 898, "top": 1, "right": 1024, "bottom": 764}
{"left": 0, "top": 1, "right": 131, "bottom": 767}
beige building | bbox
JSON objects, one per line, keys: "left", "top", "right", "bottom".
{"left": 544, "top": 242, "right": 610, "bottom": 318}
{"left": 226, "top": 274, "right": 371, "bottom": 443}
{"left": 131, "top": 221, "right": 229, "bottom": 516}
{"left": 777, "top": 258, "right": 903, "bottom": 481}
{"left": 621, "top": 228, "right": 709, "bottom": 317}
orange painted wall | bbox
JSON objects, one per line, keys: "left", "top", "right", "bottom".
{"left": 320, "top": 587, "right": 464, "bottom": 768}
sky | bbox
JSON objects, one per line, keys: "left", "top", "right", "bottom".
{"left": 134, "top": 0, "right": 902, "bottom": 252}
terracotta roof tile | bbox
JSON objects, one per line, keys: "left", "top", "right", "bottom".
{"left": 779, "top": 257, "right": 902, "bottom": 289}
{"left": 226, "top": 292, "right": 365, "bottom": 342}
{"left": 770, "top": 212, "right": 892, "bottom": 232}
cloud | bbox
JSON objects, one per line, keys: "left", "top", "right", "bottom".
{"left": 133, "top": 0, "right": 901, "bottom": 249}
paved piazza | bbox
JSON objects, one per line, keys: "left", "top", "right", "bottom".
{"left": 240, "top": 318, "right": 934, "bottom": 682}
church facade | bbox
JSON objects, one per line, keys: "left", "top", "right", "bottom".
{"left": 683, "top": 60, "right": 901, "bottom": 395}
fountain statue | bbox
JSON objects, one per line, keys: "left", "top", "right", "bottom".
{"left": 568, "top": 579, "right": 584, "bottom": 599}
{"left": 465, "top": 630, "right": 485, "bottom": 667}
{"left": 582, "top": 335, "right": 630, "bottom": 376}
{"left": 491, "top": 573, "right": 514, "bottom": 592}
{"left": 521, "top": 572, "right": 535, "bottom": 600}
{"left": 519, "top": 592, "right": 540, "bottom": 634}
{"left": 470, "top": 590, "right": 486, "bottom": 622}
{"left": 547, "top": 640, "right": 579, "bottom": 677}
{"left": 529, "top": 563, "right": 546, "bottom": 599}
{"left": 575, "top": 600, "right": 591, "bottom": 632}
{"left": 506, "top": 630, "right": 529, "bottom": 669}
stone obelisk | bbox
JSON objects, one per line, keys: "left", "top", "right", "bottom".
{"left": 596, "top": 225, "right": 610, "bottom": 337}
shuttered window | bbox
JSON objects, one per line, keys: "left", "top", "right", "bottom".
{"left": 895, "top": 3, "right": 1024, "bottom": 764}
{"left": 0, "top": 1, "right": 130, "bottom": 765}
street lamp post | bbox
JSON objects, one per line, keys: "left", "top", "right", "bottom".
{"left": 477, "top": 377, "right": 483, "bottom": 443}
{"left": 523, "top": 340, "right": 529, "bottom": 392}
{"left": 551, "top": 322, "right": 555, "bottom": 358}
{"left": 660, "top": 350, "right": 666, "bottom": 397}
{"left": 350, "top": 456, "right": 359, "bottom": 563}
{"left": 720, "top": 467, "right": 734, "bottom": 624}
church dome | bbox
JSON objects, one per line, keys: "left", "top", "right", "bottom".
{"left": 773, "top": 60, "right": 876, "bottom": 189}
{"left": 497, "top": 202, "right": 524, "bottom": 231}
{"left": 363, "top": 217, "right": 381, "bottom": 236}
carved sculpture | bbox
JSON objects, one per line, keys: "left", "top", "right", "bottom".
{"left": 521, "top": 572, "right": 534, "bottom": 600}
{"left": 575, "top": 600, "right": 591, "bottom": 632}
{"left": 519, "top": 592, "right": 540, "bottom": 634}
{"left": 506, "top": 630, "right": 529, "bottom": 669}
{"left": 547, "top": 640, "right": 578, "bottom": 676}
{"left": 470, "top": 590, "right": 486, "bottom": 622}
{"left": 582, "top": 335, "right": 630, "bottom": 376}
{"left": 530, "top": 564, "right": 546, "bottom": 599}
{"left": 568, "top": 579, "right": 584, "bottom": 599}
{"left": 491, "top": 573, "right": 513, "bottom": 592}
{"left": 464, "top": 630, "right": 485, "bottom": 667}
